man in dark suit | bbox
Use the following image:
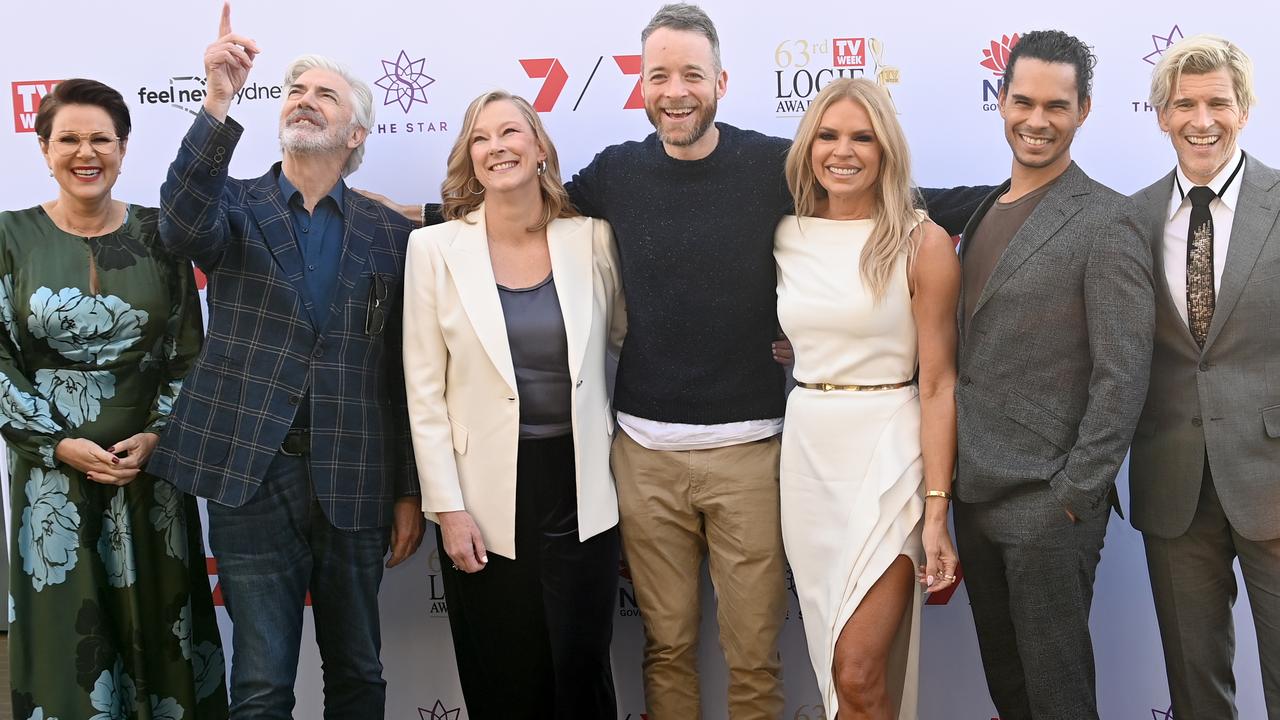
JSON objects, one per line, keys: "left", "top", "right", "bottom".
{"left": 1130, "top": 35, "right": 1280, "bottom": 719}
{"left": 149, "top": 6, "right": 424, "bottom": 718}
{"left": 952, "top": 30, "right": 1155, "bottom": 720}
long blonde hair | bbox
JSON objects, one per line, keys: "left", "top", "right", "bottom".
{"left": 785, "top": 78, "right": 921, "bottom": 302}
{"left": 440, "top": 90, "right": 575, "bottom": 231}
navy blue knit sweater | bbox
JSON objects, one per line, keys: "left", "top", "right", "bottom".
{"left": 567, "top": 124, "right": 792, "bottom": 423}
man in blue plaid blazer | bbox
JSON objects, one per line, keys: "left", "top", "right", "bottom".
{"left": 149, "top": 7, "right": 424, "bottom": 718}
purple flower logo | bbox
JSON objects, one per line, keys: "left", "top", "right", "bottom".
{"left": 374, "top": 50, "right": 435, "bottom": 112}
{"left": 1143, "top": 26, "right": 1184, "bottom": 65}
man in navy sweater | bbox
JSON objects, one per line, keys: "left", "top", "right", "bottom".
{"left": 371, "top": 4, "right": 985, "bottom": 716}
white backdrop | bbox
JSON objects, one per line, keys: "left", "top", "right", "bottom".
{"left": 3, "top": 1, "right": 1278, "bottom": 718}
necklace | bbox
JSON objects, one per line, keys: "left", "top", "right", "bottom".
{"left": 47, "top": 200, "right": 123, "bottom": 237}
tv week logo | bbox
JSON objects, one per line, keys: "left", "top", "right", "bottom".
{"left": 833, "top": 38, "right": 866, "bottom": 68}
{"left": 12, "top": 81, "right": 61, "bottom": 133}
{"left": 519, "top": 55, "right": 643, "bottom": 112}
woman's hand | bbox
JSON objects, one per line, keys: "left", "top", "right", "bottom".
{"left": 918, "top": 515, "right": 959, "bottom": 593}
{"left": 107, "top": 432, "right": 160, "bottom": 470}
{"left": 438, "top": 510, "right": 488, "bottom": 573}
{"left": 54, "top": 437, "right": 140, "bottom": 486}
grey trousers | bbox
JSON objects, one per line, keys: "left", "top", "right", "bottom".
{"left": 954, "top": 485, "right": 1108, "bottom": 720}
{"left": 1144, "top": 462, "right": 1280, "bottom": 720}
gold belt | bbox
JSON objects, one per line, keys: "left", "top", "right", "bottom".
{"left": 795, "top": 380, "right": 914, "bottom": 392}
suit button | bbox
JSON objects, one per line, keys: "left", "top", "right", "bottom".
{"left": 313, "top": 347, "right": 324, "bottom": 358}
{"left": 507, "top": 396, "right": 516, "bottom": 402}
{"left": 959, "top": 375, "right": 972, "bottom": 386}
{"left": 575, "top": 379, "right": 584, "bottom": 387}
{"left": 1192, "top": 416, "right": 1203, "bottom": 427}
{"left": 288, "top": 394, "right": 301, "bottom": 406}
{"left": 1199, "top": 362, "right": 1209, "bottom": 372}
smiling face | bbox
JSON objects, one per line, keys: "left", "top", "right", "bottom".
{"left": 810, "top": 97, "right": 882, "bottom": 213}
{"left": 641, "top": 27, "right": 727, "bottom": 158}
{"left": 999, "top": 58, "right": 1090, "bottom": 180}
{"left": 278, "top": 68, "right": 364, "bottom": 155}
{"left": 40, "top": 103, "right": 126, "bottom": 204}
{"left": 467, "top": 99, "right": 546, "bottom": 196}
{"left": 1159, "top": 68, "right": 1249, "bottom": 185}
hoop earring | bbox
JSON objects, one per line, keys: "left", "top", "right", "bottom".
{"left": 465, "top": 177, "right": 486, "bottom": 196}
{"left": 537, "top": 160, "right": 547, "bottom": 176}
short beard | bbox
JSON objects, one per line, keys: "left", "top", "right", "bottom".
{"left": 647, "top": 100, "right": 717, "bottom": 148}
{"left": 279, "top": 113, "right": 355, "bottom": 155}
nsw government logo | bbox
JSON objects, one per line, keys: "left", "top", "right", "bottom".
{"left": 371, "top": 50, "right": 447, "bottom": 135}
{"left": 976, "top": 33, "right": 1020, "bottom": 111}
{"left": 618, "top": 559, "right": 641, "bottom": 618}
{"left": 12, "top": 80, "right": 62, "bottom": 133}
{"left": 773, "top": 35, "right": 899, "bottom": 117}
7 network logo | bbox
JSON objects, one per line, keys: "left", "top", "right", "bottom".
{"left": 518, "top": 54, "right": 643, "bottom": 112}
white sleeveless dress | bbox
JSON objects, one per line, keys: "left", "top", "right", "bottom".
{"left": 775, "top": 213, "right": 926, "bottom": 719}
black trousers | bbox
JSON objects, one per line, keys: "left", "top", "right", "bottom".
{"left": 954, "top": 485, "right": 1109, "bottom": 720}
{"left": 440, "top": 434, "right": 620, "bottom": 720}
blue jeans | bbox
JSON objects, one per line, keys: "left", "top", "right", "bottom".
{"left": 208, "top": 452, "right": 391, "bottom": 719}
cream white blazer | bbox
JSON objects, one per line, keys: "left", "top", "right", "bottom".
{"left": 403, "top": 207, "right": 625, "bottom": 559}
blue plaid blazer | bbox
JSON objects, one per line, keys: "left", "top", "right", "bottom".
{"left": 150, "top": 109, "right": 417, "bottom": 530}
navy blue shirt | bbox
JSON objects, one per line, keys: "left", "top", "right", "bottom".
{"left": 277, "top": 168, "right": 345, "bottom": 329}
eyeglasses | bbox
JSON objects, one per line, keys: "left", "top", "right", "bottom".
{"left": 43, "top": 132, "right": 122, "bottom": 156}
{"left": 366, "top": 273, "right": 389, "bottom": 336}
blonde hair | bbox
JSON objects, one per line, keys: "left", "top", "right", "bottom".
{"left": 785, "top": 78, "right": 920, "bottom": 302}
{"left": 440, "top": 90, "right": 575, "bottom": 230}
{"left": 1149, "top": 34, "right": 1256, "bottom": 113}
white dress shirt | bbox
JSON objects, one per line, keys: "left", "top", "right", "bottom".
{"left": 1164, "top": 147, "right": 1244, "bottom": 325}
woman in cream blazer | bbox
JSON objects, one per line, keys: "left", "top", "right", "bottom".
{"left": 402, "top": 90, "right": 624, "bottom": 719}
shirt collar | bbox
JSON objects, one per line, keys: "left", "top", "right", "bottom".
{"left": 1168, "top": 146, "right": 1244, "bottom": 220}
{"left": 276, "top": 166, "right": 346, "bottom": 214}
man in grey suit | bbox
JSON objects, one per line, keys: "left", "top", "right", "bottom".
{"left": 952, "top": 30, "right": 1155, "bottom": 720}
{"left": 1130, "top": 35, "right": 1280, "bottom": 719}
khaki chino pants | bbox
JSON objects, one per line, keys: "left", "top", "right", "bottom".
{"left": 611, "top": 429, "right": 787, "bottom": 720}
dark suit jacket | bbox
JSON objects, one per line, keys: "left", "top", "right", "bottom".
{"left": 150, "top": 109, "right": 417, "bottom": 530}
{"left": 1130, "top": 153, "right": 1280, "bottom": 541}
{"left": 955, "top": 162, "right": 1155, "bottom": 519}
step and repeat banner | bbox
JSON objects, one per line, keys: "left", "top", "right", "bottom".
{"left": 3, "top": 1, "right": 1278, "bottom": 718}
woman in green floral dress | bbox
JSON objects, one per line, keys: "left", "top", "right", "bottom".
{"left": 1, "top": 79, "right": 227, "bottom": 719}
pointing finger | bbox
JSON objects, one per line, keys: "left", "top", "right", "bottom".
{"left": 218, "top": 1, "right": 232, "bottom": 38}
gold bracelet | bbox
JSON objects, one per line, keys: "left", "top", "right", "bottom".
{"left": 924, "top": 490, "right": 952, "bottom": 501}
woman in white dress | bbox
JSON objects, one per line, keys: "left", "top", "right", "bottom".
{"left": 775, "top": 78, "right": 960, "bottom": 719}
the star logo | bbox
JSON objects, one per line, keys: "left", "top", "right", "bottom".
{"left": 419, "top": 700, "right": 461, "bottom": 720}
{"left": 375, "top": 50, "right": 435, "bottom": 112}
{"left": 1152, "top": 705, "right": 1174, "bottom": 720}
{"left": 1143, "top": 25, "right": 1184, "bottom": 65}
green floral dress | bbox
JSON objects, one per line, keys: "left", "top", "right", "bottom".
{"left": 0, "top": 205, "right": 227, "bottom": 720}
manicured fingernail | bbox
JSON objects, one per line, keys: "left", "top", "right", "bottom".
{"left": 927, "top": 575, "right": 936, "bottom": 586}
{"left": 112, "top": 457, "right": 119, "bottom": 464}
{"left": 106, "top": 446, "right": 115, "bottom": 452}
{"left": 481, "top": 555, "right": 488, "bottom": 564}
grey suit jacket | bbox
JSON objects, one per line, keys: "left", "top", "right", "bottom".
{"left": 955, "top": 162, "right": 1155, "bottom": 519}
{"left": 1129, "top": 153, "right": 1280, "bottom": 541}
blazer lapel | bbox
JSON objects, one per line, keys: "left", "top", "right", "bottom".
{"left": 1138, "top": 172, "right": 1199, "bottom": 351}
{"left": 1204, "top": 155, "right": 1280, "bottom": 349}
{"left": 320, "top": 191, "right": 374, "bottom": 336}
{"left": 547, "top": 219, "right": 593, "bottom": 381}
{"left": 246, "top": 168, "right": 314, "bottom": 322}
{"left": 971, "top": 164, "right": 1084, "bottom": 319}
{"left": 440, "top": 207, "right": 518, "bottom": 393}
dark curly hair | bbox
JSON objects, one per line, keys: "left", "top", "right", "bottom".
{"left": 1003, "top": 30, "right": 1096, "bottom": 105}
{"left": 33, "top": 78, "right": 131, "bottom": 140}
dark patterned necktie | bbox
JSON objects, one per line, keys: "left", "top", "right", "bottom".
{"left": 1186, "top": 185, "right": 1216, "bottom": 347}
